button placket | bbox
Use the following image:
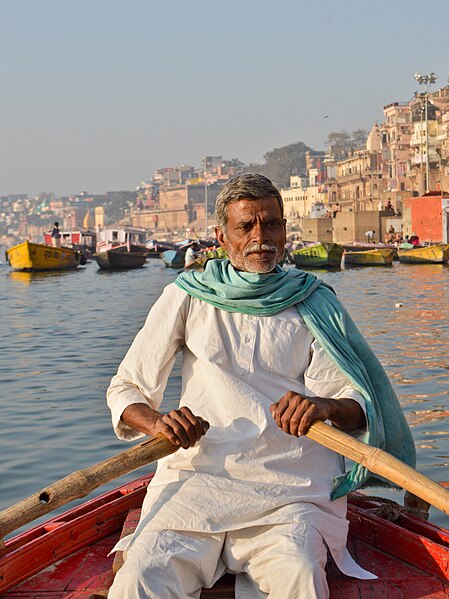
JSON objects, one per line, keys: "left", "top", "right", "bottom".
{"left": 238, "top": 315, "right": 256, "bottom": 373}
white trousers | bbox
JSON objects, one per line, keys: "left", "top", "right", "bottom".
{"left": 108, "top": 521, "right": 329, "bottom": 599}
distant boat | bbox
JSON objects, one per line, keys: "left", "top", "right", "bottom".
{"left": 96, "top": 226, "right": 148, "bottom": 254}
{"left": 160, "top": 249, "right": 185, "bottom": 268}
{"left": 344, "top": 248, "right": 395, "bottom": 266}
{"left": 145, "top": 240, "right": 179, "bottom": 258}
{"left": 397, "top": 244, "right": 449, "bottom": 264}
{"left": 6, "top": 241, "right": 82, "bottom": 272}
{"left": 93, "top": 245, "right": 148, "bottom": 270}
{"left": 290, "top": 242, "right": 343, "bottom": 268}
{"left": 43, "top": 229, "right": 96, "bottom": 255}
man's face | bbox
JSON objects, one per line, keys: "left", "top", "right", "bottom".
{"left": 215, "top": 197, "right": 286, "bottom": 273}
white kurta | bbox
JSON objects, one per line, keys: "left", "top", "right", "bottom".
{"left": 107, "top": 283, "right": 375, "bottom": 580}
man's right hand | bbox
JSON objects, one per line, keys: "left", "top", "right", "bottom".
{"left": 121, "top": 403, "right": 209, "bottom": 449}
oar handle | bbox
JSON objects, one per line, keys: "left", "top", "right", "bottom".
{"left": 0, "top": 435, "right": 178, "bottom": 546}
{"left": 305, "top": 420, "right": 449, "bottom": 515}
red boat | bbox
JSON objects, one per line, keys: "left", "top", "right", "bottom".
{"left": 2, "top": 472, "right": 449, "bottom": 598}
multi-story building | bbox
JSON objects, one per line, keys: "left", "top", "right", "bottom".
{"left": 280, "top": 175, "right": 328, "bottom": 226}
{"left": 153, "top": 166, "right": 195, "bottom": 187}
{"left": 381, "top": 102, "right": 413, "bottom": 204}
{"left": 132, "top": 181, "right": 222, "bottom": 233}
{"left": 326, "top": 123, "right": 383, "bottom": 212}
{"left": 430, "top": 85, "right": 449, "bottom": 192}
{"left": 408, "top": 98, "right": 439, "bottom": 194}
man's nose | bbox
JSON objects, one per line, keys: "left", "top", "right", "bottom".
{"left": 252, "top": 222, "right": 268, "bottom": 242}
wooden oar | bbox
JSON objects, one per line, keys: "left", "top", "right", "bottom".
{"left": 0, "top": 434, "right": 178, "bottom": 548}
{"left": 305, "top": 420, "right": 449, "bottom": 514}
{"left": 2, "top": 420, "right": 449, "bottom": 549}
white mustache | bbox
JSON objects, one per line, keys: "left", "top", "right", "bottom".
{"left": 243, "top": 243, "right": 278, "bottom": 256}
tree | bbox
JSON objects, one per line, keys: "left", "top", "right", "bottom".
{"left": 243, "top": 141, "right": 313, "bottom": 188}
{"left": 326, "top": 129, "right": 368, "bottom": 159}
{"left": 351, "top": 129, "right": 368, "bottom": 150}
{"left": 326, "top": 131, "right": 352, "bottom": 159}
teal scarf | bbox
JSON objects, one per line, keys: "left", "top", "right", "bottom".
{"left": 175, "top": 259, "right": 416, "bottom": 499}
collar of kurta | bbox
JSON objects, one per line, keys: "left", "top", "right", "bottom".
{"left": 175, "top": 259, "right": 416, "bottom": 499}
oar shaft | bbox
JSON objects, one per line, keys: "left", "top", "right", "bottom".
{"left": 3, "top": 420, "right": 449, "bottom": 546}
{"left": 306, "top": 420, "right": 449, "bottom": 515}
{"left": 0, "top": 435, "right": 177, "bottom": 543}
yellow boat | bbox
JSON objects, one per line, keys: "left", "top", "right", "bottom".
{"left": 397, "top": 244, "right": 449, "bottom": 264}
{"left": 6, "top": 241, "right": 82, "bottom": 272}
{"left": 344, "top": 248, "right": 394, "bottom": 266}
{"left": 290, "top": 242, "right": 343, "bottom": 268}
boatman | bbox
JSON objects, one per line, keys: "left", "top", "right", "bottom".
{"left": 51, "top": 221, "right": 61, "bottom": 248}
{"left": 107, "top": 174, "right": 415, "bottom": 599}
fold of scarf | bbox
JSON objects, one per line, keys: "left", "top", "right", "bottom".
{"left": 175, "top": 259, "right": 416, "bottom": 498}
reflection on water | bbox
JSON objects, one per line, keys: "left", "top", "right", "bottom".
{"left": 8, "top": 269, "right": 87, "bottom": 286}
{"left": 1, "top": 260, "right": 449, "bottom": 529}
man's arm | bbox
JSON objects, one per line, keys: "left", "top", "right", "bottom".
{"left": 121, "top": 403, "right": 209, "bottom": 449}
{"left": 107, "top": 285, "right": 207, "bottom": 443}
{"left": 270, "top": 391, "right": 366, "bottom": 437}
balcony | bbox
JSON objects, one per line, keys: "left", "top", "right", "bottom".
{"left": 411, "top": 154, "right": 440, "bottom": 165}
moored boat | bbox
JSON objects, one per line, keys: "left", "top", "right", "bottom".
{"left": 291, "top": 242, "right": 343, "bottom": 268}
{"left": 96, "top": 226, "right": 148, "bottom": 254}
{"left": 2, "top": 472, "right": 449, "bottom": 597}
{"left": 93, "top": 246, "right": 148, "bottom": 270}
{"left": 43, "top": 229, "right": 97, "bottom": 255}
{"left": 397, "top": 243, "right": 449, "bottom": 264}
{"left": 343, "top": 248, "right": 394, "bottom": 266}
{"left": 145, "top": 240, "right": 180, "bottom": 258}
{"left": 6, "top": 241, "right": 82, "bottom": 272}
{"left": 160, "top": 249, "right": 186, "bottom": 268}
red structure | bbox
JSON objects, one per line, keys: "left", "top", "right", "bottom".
{"left": 403, "top": 193, "right": 449, "bottom": 243}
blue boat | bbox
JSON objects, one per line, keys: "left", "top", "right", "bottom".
{"left": 160, "top": 250, "right": 185, "bottom": 268}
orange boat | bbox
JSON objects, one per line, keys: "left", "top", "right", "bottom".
{"left": 2, "top": 472, "right": 449, "bottom": 598}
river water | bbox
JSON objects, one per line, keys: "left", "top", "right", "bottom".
{"left": 1, "top": 256, "right": 449, "bottom": 534}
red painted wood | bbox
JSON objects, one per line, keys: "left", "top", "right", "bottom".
{"left": 3, "top": 479, "right": 449, "bottom": 598}
{"left": 348, "top": 504, "right": 449, "bottom": 580}
{"left": 0, "top": 475, "right": 152, "bottom": 594}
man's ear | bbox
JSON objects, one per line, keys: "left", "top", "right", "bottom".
{"left": 215, "top": 226, "right": 227, "bottom": 250}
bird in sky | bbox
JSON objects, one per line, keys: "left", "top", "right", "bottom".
{"left": 323, "top": 115, "right": 329, "bottom": 119}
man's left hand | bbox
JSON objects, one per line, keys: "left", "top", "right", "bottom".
{"left": 270, "top": 391, "right": 366, "bottom": 436}
{"left": 270, "top": 391, "right": 333, "bottom": 437}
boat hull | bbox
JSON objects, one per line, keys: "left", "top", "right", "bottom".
{"left": 397, "top": 244, "right": 449, "bottom": 264}
{"left": 3, "top": 475, "right": 449, "bottom": 597}
{"left": 94, "top": 249, "right": 147, "bottom": 270}
{"left": 160, "top": 250, "right": 185, "bottom": 268}
{"left": 291, "top": 243, "right": 343, "bottom": 268}
{"left": 344, "top": 248, "right": 394, "bottom": 266}
{"left": 6, "top": 241, "right": 81, "bottom": 272}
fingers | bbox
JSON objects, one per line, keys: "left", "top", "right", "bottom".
{"left": 271, "top": 393, "right": 330, "bottom": 437}
{"left": 155, "top": 407, "right": 209, "bottom": 449}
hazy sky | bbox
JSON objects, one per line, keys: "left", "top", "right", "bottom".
{"left": 1, "top": 0, "right": 448, "bottom": 196}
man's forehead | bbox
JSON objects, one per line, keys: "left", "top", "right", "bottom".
{"left": 228, "top": 197, "right": 282, "bottom": 218}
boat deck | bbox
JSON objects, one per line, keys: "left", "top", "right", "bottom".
{"left": 4, "top": 525, "right": 448, "bottom": 598}
{"left": 3, "top": 476, "right": 449, "bottom": 598}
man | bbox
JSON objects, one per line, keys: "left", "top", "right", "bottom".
{"left": 51, "top": 221, "right": 61, "bottom": 247}
{"left": 107, "top": 174, "right": 414, "bottom": 598}
{"left": 365, "top": 229, "right": 375, "bottom": 243}
{"left": 184, "top": 242, "right": 199, "bottom": 269}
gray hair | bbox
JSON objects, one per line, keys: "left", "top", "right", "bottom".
{"left": 215, "top": 173, "right": 284, "bottom": 228}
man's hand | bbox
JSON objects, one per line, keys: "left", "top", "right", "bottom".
{"left": 121, "top": 404, "right": 209, "bottom": 449}
{"left": 153, "top": 407, "right": 209, "bottom": 449}
{"left": 270, "top": 391, "right": 366, "bottom": 437}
